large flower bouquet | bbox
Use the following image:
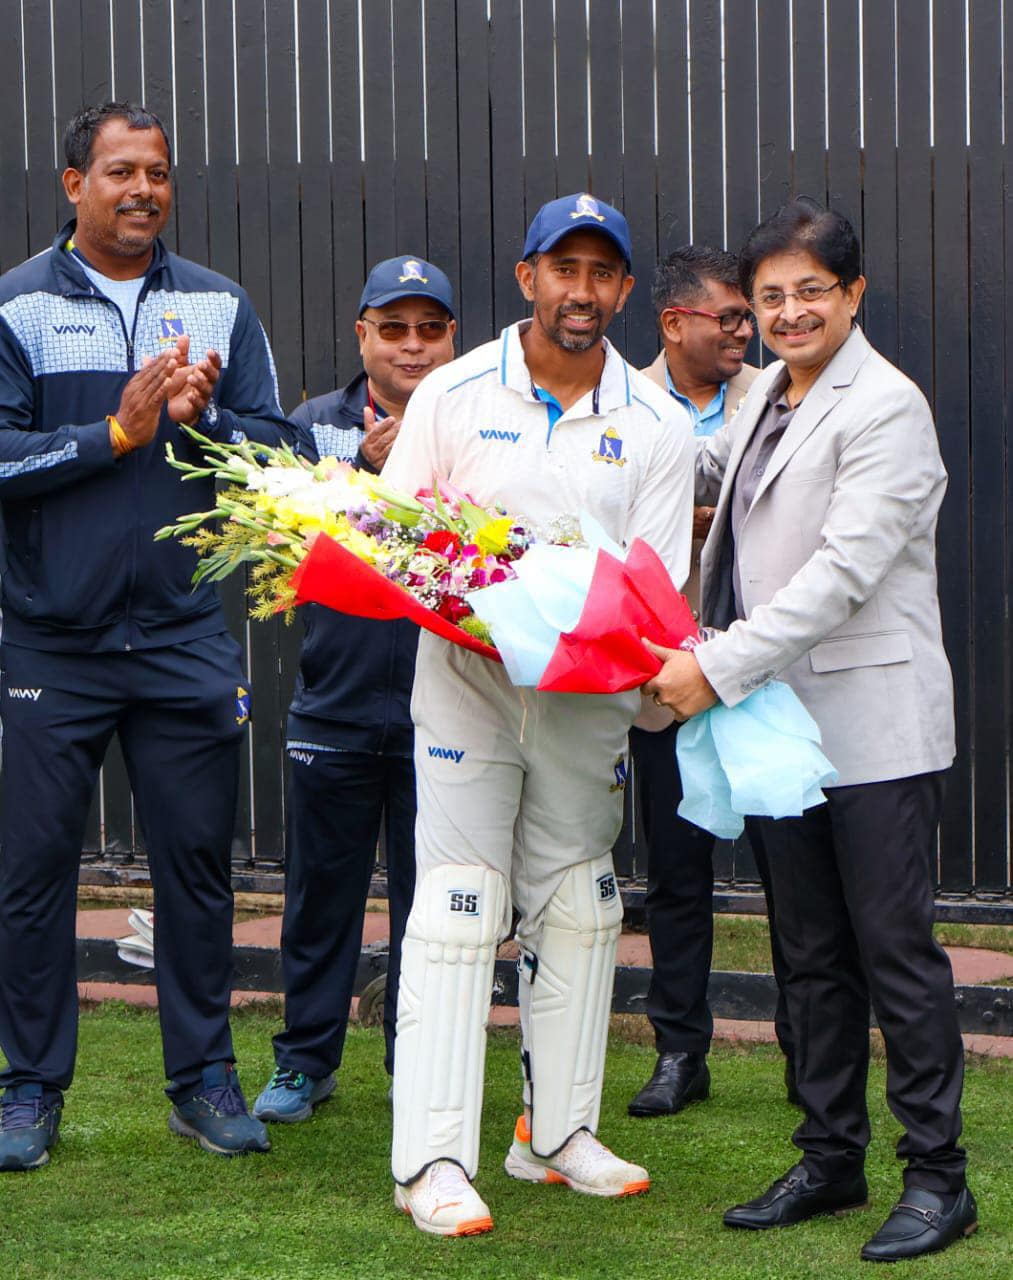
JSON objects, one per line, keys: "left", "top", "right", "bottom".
{"left": 157, "top": 428, "right": 836, "bottom": 835}
{"left": 156, "top": 428, "right": 697, "bottom": 686}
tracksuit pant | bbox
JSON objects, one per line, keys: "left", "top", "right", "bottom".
{"left": 272, "top": 746, "right": 416, "bottom": 1077}
{"left": 753, "top": 771, "right": 967, "bottom": 1194}
{"left": 0, "top": 635, "right": 247, "bottom": 1102}
{"left": 630, "top": 722, "right": 793, "bottom": 1062}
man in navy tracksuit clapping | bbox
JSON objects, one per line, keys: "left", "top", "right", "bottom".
{"left": 252, "top": 257, "right": 456, "bottom": 1123}
{"left": 0, "top": 102, "right": 294, "bottom": 1167}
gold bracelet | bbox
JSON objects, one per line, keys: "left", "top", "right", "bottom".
{"left": 107, "top": 415, "right": 131, "bottom": 455}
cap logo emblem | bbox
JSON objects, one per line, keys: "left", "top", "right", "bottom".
{"left": 570, "top": 193, "right": 605, "bottom": 223}
{"left": 398, "top": 259, "right": 428, "bottom": 283}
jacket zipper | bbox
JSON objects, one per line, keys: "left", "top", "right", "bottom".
{"left": 91, "top": 282, "right": 151, "bottom": 648}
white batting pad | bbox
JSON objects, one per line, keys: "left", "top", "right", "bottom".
{"left": 391, "top": 863, "right": 509, "bottom": 1183}
{"left": 519, "top": 853, "right": 623, "bottom": 1157}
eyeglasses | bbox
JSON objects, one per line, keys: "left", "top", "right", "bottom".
{"left": 667, "top": 305, "right": 754, "bottom": 334}
{"left": 360, "top": 317, "right": 451, "bottom": 342}
{"left": 751, "top": 280, "right": 845, "bottom": 310}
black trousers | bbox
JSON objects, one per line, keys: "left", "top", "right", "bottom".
{"left": 631, "top": 724, "right": 792, "bottom": 1059}
{"left": 273, "top": 747, "right": 416, "bottom": 1078}
{"left": 752, "top": 771, "right": 966, "bottom": 1194}
{"left": 0, "top": 636, "right": 245, "bottom": 1102}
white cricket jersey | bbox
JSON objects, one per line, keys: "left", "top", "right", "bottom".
{"left": 382, "top": 321, "right": 696, "bottom": 588}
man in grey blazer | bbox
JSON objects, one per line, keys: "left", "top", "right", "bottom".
{"left": 628, "top": 247, "right": 796, "bottom": 1120}
{"left": 645, "top": 198, "right": 976, "bottom": 1263}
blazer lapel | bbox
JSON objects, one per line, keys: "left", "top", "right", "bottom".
{"left": 699, "top": 371, "right": 776, "bottom": 624}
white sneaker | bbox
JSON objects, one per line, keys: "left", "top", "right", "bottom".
{"left": 394, "top": 1159, "right": 494, "bottom": 1237}
{"left": 504, "top": 1115, "right": 650, "bottom": 1198}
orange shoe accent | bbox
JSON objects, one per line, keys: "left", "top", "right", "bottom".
{"left": 454, "top": 1216, "right": 494, "bottom": 1236}
{"left": 620, "top": 1178, "right": 651, "bottom": 1196}
{"left": 514, "top": 1115, "right": 531, "bottom": 1143}
{"left": 545, "top": 1170, "right": 568, "bottom": 1185}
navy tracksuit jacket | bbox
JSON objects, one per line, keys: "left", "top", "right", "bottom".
{"left": 276, "top": 372, "right": 418, "bottom": 1078}
{"left": 0, "top": 223, "right": 294, "bottom": 1099}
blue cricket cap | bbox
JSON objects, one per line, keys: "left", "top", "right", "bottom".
{"left": 522, "top": 193, "right": 632, "bottom": 270}
{"left": 358, "top": 256, "right": 455, "bottom": 317}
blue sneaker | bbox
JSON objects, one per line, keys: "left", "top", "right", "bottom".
{"left": 168, "top": 1063, "right": 270, "bottom": 1156}
{"left": 0, "top": 1084, "right": 61, "bottom": 1171}
{"left": 253, "top": 1067, "right": 336, "bottom": 1123}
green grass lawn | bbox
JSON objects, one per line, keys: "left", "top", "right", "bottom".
{"left": 2, "top": 1005, "right": 1010, "bottom": 1280}
{"left": 708, "top": 916, "right": 1013, "bottom": 974}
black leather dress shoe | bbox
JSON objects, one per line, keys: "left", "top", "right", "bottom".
{"left": 860, "top": 1186, "right": 977, "bottom": 1262}
{"left": 627, "top": 1052, "right": 710, "bottom": 1116}
{"left": 723, "top": 1163, "right": 869, "bottom": 1229}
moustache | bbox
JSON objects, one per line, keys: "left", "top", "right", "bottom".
{"left": 116, "top": 201, "right": 160, "bottom": 215}
{"left": 558, "top": 303, "right": 604, "bottom": 320}
{"left": 772, "top": 319, "right": 821, "bottom": 335}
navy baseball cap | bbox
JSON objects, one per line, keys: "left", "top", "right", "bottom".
{"left": 358, "top": 256, "right": 455, "bottom": 317}
{"left": 522, "top": 193, "right": 632, "bottom": 269}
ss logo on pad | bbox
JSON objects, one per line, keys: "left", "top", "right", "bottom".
{"left": 596, "top": 873, "right": 617, "bottom": 902}
{"left": 449, "top": 890, "right": 480, "bottom": 915}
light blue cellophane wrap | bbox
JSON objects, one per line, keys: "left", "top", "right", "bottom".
{"left": 465, "top": 513, "right": 624, "bottom": 686}
{"left": 675, "top": 681, "right": 839, "bottom": 838}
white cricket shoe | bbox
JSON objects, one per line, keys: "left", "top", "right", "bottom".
{"left": 504, "top": 1115, "right": 650, "bottom": 1198}
{"left": 394, "top": 1159, "right": 494, "bottom": 1237}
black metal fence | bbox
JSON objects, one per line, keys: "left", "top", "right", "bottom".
{"left": 1, "top": 0, "right": 1009, "bottom": 903}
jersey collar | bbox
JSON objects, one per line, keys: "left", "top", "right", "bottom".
{"left": 498, "top": 320, "right": 632, "bottom": 417}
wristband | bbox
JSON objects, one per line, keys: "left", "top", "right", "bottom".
{"left": 107, "top": 415, "right": 132, "bottom": 455}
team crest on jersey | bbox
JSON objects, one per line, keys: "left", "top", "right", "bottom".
{"left": 398, "top": 259, "right": 428, "bottom": 284}
{"left": 570, "top": 193, "right": 606, "bottom": 223}
{"left": 592, "top": 427, "right": 626, "bottom": 467}
{"left": 609, "top": 756, "right": 628, "bottom": 793}
{"left": 159, "top": 311, "right": 186, "bottom": 343}
{"left": 235, "top": 686, "right": 251, "bottom": 726}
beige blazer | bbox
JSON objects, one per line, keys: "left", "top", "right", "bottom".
{"left": 692, "top": 326, "right": 955, "bottom": 786}
{"left": 641, "top": 353, "right": 760, "bottom": 613}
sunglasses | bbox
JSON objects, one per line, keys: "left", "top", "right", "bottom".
{"left": 360, "top": 317, "right": 451, "bottom": 342}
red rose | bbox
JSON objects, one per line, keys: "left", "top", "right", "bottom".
{"left": 423, "top": 530, "right": 462, "bottom": 556}
{"left": 436, "top": 595, "right": 471, "bottom": 624}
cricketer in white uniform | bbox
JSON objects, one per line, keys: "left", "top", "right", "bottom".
{"left": 382, "top": 194, "right": 695, "bottom": 1237}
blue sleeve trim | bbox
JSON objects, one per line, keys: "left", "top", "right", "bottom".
{"left": 446, "top": 365, "right": 497, "bottom": 394}
{"left": 0, "top": 439, "right": 78, "bottom": 479}
{"left": 631, "top": 394, "right": 662, "bottom": 422}
{"left": 500, "top": 329, "right": 510, "bottom": 383}
{"left": 623, "top": 361, "right": 631, "bottom": 406}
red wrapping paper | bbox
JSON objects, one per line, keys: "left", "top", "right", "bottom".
{"left": 287, "top": 531, "right": 697, "bottom": 692}
{"left": 288, "top": 532, "right": 502, "bottom": 661}
{"left": 537, "top": 539, "right": 699, "bottom": 693}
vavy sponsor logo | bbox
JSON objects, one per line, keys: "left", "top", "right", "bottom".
{"left": 428, "top": 745, "right": 465, "bottom": 763}
{"left": 52, "top": 324, "right": 95, "bottom": 336}
{"left": 478, "top": 429, "right": 521, "bottom": 443}
{"left": 7, "top": 688, "right": 42, "bottom": 701}
{"left": 289, "top": 749, "right": 315, "bottom": 766}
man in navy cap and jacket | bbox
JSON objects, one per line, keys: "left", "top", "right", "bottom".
{"left": 252, "top": 257, "right": 457, "bottom": 1123}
